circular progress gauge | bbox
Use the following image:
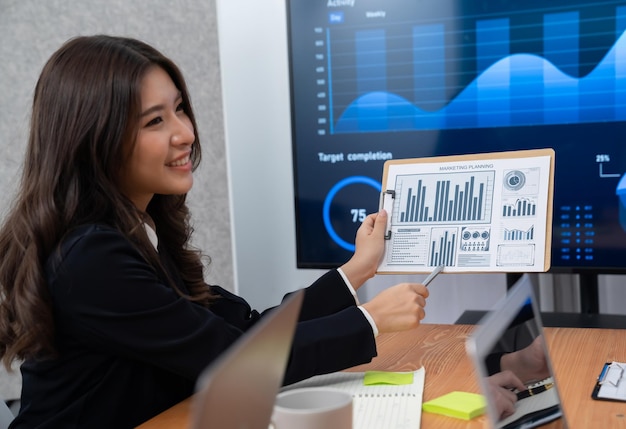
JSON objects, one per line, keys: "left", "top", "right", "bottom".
{"left": 322, "top": 176, "right": 381, "bottom": 251}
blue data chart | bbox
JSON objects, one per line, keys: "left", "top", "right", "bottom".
{"left": 557, "top": 205, "right": 596, "bottom": 262}
{"left": 324, "top": 4, "right": 626, "bottom": 133}
{"left": 287, "top": 0, "right": 626, "bottom": 271}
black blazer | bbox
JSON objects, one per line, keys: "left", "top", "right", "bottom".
{"left": 11, "top": 224, "right": 376, "bottom": 429}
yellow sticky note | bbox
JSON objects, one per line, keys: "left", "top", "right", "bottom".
{"left": 422, "top": 391, "right": 486, "bottom": 420}
{"left": 363, "top": 371, "right": 414, "bottom": 386}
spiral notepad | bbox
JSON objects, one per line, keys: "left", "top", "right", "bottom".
{"left": 280, "top": 368, "right": 425, "bottom": 429}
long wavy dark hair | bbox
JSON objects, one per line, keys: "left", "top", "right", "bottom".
{"left": 0, "top": 35, "right": 214, "bottom": 368}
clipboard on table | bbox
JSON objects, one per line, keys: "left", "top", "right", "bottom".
{"left": 592, "top": 361, "right": 626, "bottom": 402}
{"left": 377, "top": 148, "right": 555, "bottom": 275}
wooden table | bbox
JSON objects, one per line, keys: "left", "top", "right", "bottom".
{"left": 137, "top": 323, "right": 626, "bottom": 428}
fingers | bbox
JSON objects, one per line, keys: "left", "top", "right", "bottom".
{"left": 488, "top": 371, "right": 523, "bottom": 420}
{"left": 407, "top": 282, "right": 429, "bottom": 300}
{"left": 371, "top": 209, "right": 387, "bottom": 238}
{"left": 497, "top": 390, "right": 518, "bottom": 419}
{"left": 344, "top": 210, "right": 389, "bottom": 288}
{"left": 402, "top": 283, "right": 429, "bottom": 310}
{"left": 362, "top": 282, "right": 430, "bottom": 334}
{"left": 490, "top": 370, "right": 526, "bottom": 392}
{"left": 355, "top": 210, "right": 386, "bottom": 241}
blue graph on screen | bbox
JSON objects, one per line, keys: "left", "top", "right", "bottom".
{"left": 330, "top": 5, "right": 626, "bottom": 133}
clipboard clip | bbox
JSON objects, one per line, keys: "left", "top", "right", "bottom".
{"left": 598, "top": 362, "right": 624, "bottom": 387}
{"left": 382, "top": 190, "right": 395, "bottom": 240}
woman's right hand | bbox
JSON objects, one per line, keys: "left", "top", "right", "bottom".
{"left": 486, "top": 370, "right": 526, "bottom": 420}
{"left": 361, "top": 282, "right": 429, "bottom": 333}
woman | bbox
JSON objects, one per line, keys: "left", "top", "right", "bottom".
{"left": 0, "top": 35, "right": 429, "bottom": 428}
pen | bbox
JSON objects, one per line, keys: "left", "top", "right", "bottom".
{"left": 422, "top": 264, "right": 444, "bottom": 287}
{"left": 516, "top": 383, "right": 554, "bottom": 400}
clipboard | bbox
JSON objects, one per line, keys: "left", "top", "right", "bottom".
{"left": 592, "top": 361, "right": 626, "bottom": 402}
{"left": 377, "top": 148, "right": 555, "bottom": 274}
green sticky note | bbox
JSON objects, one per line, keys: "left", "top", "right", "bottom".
{"left": 363, "top": 371, "right": 414, "bottom": 386}
{"left": 422, "top": 391, "right": 486, "bottom": 420}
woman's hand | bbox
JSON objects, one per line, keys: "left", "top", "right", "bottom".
{"left": 361, "top": 282, "right": 429, "bottom": 333}
{"left": 340, "top": 210, "right": 387, "bottom": 289}
{"left": 486, "top": 370, "right": 526, "bottom": 420}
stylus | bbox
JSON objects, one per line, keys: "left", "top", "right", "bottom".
{"left": 423, "top": 264, "right": 444, "bottom": 287}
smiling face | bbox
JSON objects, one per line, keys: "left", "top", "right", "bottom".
{"left": 119, "top": 66, "right": 195, "bottom": 211}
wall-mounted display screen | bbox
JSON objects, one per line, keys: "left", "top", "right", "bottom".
{"left": 287, "top": 0, "right": 626, "bottom": 272}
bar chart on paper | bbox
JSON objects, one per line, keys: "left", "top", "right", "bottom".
{"left": 502, "top": 197, "right": 537, "bottom": 217}
{"left": 393, "top": 171, "right": 495, "bottom": 225}
{"left": 504, "top": 226, "right": 535, "bottom": 241}
{"left": 429, "top": 228, "right": 458, "bottom": 266}
{"left": 385, "top": 171, "right": 496, "bottom": 267}
{"left": 377, "top": 149, "right": 554, "bottom": 274}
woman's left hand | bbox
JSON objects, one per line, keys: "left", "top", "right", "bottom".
{"left": 340, "top": 210, "right": 387, "bottom": 289}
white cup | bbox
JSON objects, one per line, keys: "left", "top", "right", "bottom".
{"left": 270, "top": 387, "right": 353, "bottom": 429}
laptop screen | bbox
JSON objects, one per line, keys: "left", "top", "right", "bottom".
{"left": 466, "top": 274, "right": 568, "bottom": 428}
{"left": 190, "top": 290, "right": 304, "bottom": 429}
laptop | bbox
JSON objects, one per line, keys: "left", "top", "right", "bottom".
{"left": 189, "top": 290, "right": 304, "bottom": 429}
{"left": 466, "top": 274, "right": 568, "bottom": 428}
